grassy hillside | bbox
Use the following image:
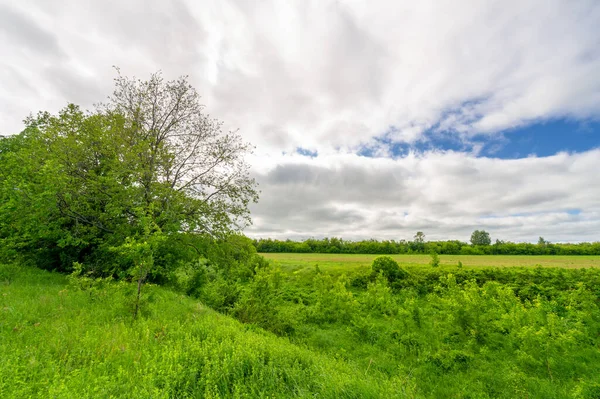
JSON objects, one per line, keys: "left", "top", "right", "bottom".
{"left": 0, "top": 264, "right": 410, "bottom": 398}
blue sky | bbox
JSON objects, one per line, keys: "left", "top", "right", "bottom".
{"left": 367, "top": 118, "right": 600, "bottom": 159}
{"left": 483, "top": 119, "right": 600, "bottom": 158}
{"left": 1, "top": 0, "right": 599, "bottom": 242}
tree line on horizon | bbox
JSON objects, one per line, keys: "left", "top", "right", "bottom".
{"left": 253, "top": 232, "right": 600, "bottom": 255}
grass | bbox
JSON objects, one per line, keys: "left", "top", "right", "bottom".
{"left": 0, "top": 263, "right": 411, "bottom": 398}
{"left": 3, "top": 255, "right": 600, "bottom": 398}
{"left": 260, "top": 253, "right": 600, "bottom": 278}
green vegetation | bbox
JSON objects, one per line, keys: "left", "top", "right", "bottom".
{"left": 1, "top": 264, "right": 404, "bottom": 398}
{"left": 261, "top": 252, "right": 600, "bottom": 274}
{"left": 370, "top": 256, "right": 408, "bottom": 282}
{"left": 429, "top": 252, "right": 440, "bottom": 267}
{"left": 185, "top": 255, "right": 600, "bottom": 398}
{"left": 253, "top": 237, "right": 600, "bottom": 255}
{"left": 0, "top": 71, "right": 257, "bottom": 278}
{"left": 470, "top": 230, "right": 492, "bottom": 246}
{"left": 3, "top": 255, "right": 600, "bottom": 398}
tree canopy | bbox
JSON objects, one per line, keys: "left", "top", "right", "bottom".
{"left": 470, "top": 230, "right": 492, "bottom": 246}
{"left": 0, "top": 71, "right": 258, "bottom": 275}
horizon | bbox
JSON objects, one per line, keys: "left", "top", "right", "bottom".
{"left": 250, "top": 235, "right": 599, "bottom": 245}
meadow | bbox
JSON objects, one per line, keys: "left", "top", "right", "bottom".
{"left": 0, "top": 263, "right": 407, "bottom": 398}
{"left": 3, "top": 252, "right": 600, "bottom": 398}
{"left": 261, "top": 252, "right": 600, "bottom": 276}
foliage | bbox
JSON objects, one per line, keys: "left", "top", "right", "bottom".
{"left": 164, "top": 235, "right": 267, "bottom": 313}
{"left": 363, "top": 274, "right": 397, "bottom": 316}
{"left": 414, "top": 231, "right": 425, "bottom": 243}
{"left": 429, "top": 251, "right": 440, "bottom": 267}
{"left": 0, "top": 71, "right": 258, "bottom": 277}
{"left": 4, "top": 253, "right": 600, "bottom": 397}
{"left": 185, "top": 259, "right": 600, "bottom": 398}
{"left": 371, "top": 256, "right": 408, "bottom": 282}
{"left": 253, "top": 237, "right": 600, "bottom": 255}
{"left": 413, "top": 231, "right": 426, "bottom": 252}
{"left": 471, "top": 230, "right": 492, "bottom": 246}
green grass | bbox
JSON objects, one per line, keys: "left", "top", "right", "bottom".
{"left": 260, "top": 253, "right": 600, "bottom": 277}
{"left": 0, "top": 264, "right": 411, "bottom": 398}
{"left": 3, "top": 257, "right": 600, "bottom": 398}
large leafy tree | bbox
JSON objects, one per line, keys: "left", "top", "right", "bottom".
{"left": 0, "top": 71, "right": 258, "bottom": 275}
{"left": 411, "top": 231, "right": 426, "bottom": 252}
{"left": 470, "top": 230, "right": 491, "bottom": 246}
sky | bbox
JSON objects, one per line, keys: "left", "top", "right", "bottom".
{"left": 1, "top": 0, "right": 599, "bottom": 243}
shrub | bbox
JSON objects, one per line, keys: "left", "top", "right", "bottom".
{"left": 363, "top": 274, "right": 397, "bottom": 315}
{"left": 309, "top": 273, "right": 358, "bottom": 324}
{"left": 371, "top": 256, "right": 408, "bottom": 282}
{"left": 349, "top": 270, "right": 370, "bottom": 289}
{"left": 430, "top": 252, "right": 440, "bottom": 267}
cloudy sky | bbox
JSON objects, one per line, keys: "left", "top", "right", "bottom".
{"left": 1, "top": 0, "right": 599, "bottom": 242}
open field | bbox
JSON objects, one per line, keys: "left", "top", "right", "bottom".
{"left": 261, "top": 253, "right": 600, "bottom": 275}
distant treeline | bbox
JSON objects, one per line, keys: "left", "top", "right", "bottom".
{"left": 253, "top": 238, "right": 600, "bottom": 255}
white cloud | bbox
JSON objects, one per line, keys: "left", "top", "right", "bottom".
{"left": 1, "top": 0, "right": 599, "bottom": 149}
{"left": 247, "top": 150, "right": 600, "bottom": 242}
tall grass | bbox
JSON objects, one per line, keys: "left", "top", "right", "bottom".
{"left": 0, "top": 264, "right": 411, "bottom": 398}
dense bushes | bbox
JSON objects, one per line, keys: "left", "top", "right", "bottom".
{"left": 4, "top": 232, "right": 600, "bottom": 398}
{"left": 165, "top": 234, "right": 270, "bottom": 312}
{"left": 254, "top": 237, "right": 600, "bottom": 255}
{"left": 190, "top": 262, "right": 600, "bottom": 398}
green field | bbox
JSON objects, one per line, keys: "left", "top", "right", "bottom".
{"left": 261, "top": 253, "right": 600, "bottom": 275}
{"left": 3, "top": 257, "right": 600, "bottom": 398}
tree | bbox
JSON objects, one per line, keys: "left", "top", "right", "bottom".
{"left": 0, "top": 71, "right": 259, "bottom": 276}
{"left": 411, "top": 231, "right": 426, "bottom": 253}
{"left": 414, "top": 231, "right": 425, "bottom": 243}
{"left": 105, "top": 70, "right": 259, "bottom": 236}
{"left": 470, "top": 230, "right": 491, "bottom": 246}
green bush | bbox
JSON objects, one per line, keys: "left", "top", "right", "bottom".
{"left": 371, "top": 256, "right": 409, "bottom": 282}
{"left": 349, "top": 270, "right": 370, "bottom": 289}
{"left": 5, "top": 253, "right": 600, "bottom": 398}
{"left": 363, "top": 274, "right": 397, "bottom": 315}
{"left": 429, "top": 251, "right": 440, "bottom": 267}
{"left": 233, "top": 266, "right": 301, "bottom": 335}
